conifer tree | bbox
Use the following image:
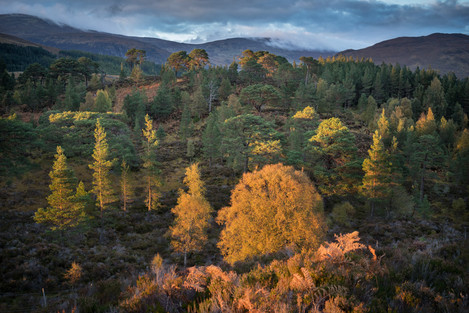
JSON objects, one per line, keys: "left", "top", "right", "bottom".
{"left": 361, "top": 131, "right": 393, "bottom": 215}
{"left": 202, "top": 110, "right": 221, "bottom": 167}
{"left": 416, "top": 107, "right": 437, "bottom": 135}
{"left": 142, "top": 114, "right": 160, "bottom": 211}
{"left": 34, "top": 146, "right": 85, "bottom": 231}
{"left": 362, "top": 95, "right": 377, "bottom": 128}
{"left": 179, "top": 103, "right": 192, "bottom": 142}
{"left": 408, "top": 133, "right": 444, "bottom": 203}
{"left": 89, "top": 119, "right": 114, "bottom": 218}
{"left": 94, "top": 89, "right": 112, "bottom": 113}
{"left": 120, "top": 160, "right": 133, "bottom": 213}
{"left": 309, "top": 118, "right": 362, "bottom": 196}
{"left": 170, "top": 163, "right": 212, "bottom": 266}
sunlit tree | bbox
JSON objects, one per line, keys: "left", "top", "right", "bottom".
{"left": 217, "top": 163, "right": 326, "bottom": 264}
{"left": 34, "top": 146, "right": 86, "bottom": 231}
{"left": 142, "top": 114, "right": 160, "bottom": 211}
{"left": 170, "top": 163, "right": 212, "bottom": 266}
{"left": 89, "top": 119, "right": 114, "bottom": 217}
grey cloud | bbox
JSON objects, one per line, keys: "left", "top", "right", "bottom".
{"left": 0, "top": 0, "right": 467, "bottom": 50}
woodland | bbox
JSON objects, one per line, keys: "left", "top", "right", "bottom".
{"left": 0, "top": 45, "right": 468, "bottom": 313}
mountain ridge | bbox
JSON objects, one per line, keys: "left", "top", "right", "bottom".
{"left": 1, "top": 14, "right": 468, "bottom": 77}
{"left": 338, "top": 33, "right": 469, "bottom": 78}
{"left": 0, "top": 14, "right": 333, "bottom": 65}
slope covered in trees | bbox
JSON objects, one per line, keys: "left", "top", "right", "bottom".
{"left": 0, "top": 46, "right": 468, "bottom": 312}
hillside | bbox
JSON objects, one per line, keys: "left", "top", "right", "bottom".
{"left": 0, "top": 33, "right": 59, "bottom": 54}
{"left": 339, "top": 33, "right": 469, "bottom": 78}
{"left": 0, "top": 14, "right": 332, "bottom": 65}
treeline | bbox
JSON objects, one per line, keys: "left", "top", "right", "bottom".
{"left": 0, "top": 43, "right": 160, "bottom": 75}
{"left": 0, "top": 43, "right": 56, "bottom": 71}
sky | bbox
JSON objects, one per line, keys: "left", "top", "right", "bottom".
{"left": 0, "top": 0, "right": 468, "bottom": 51}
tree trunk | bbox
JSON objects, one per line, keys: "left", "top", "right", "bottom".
{"left": 183, "top": 251, "right": 187, "bottom": 268}
{"left": 420, "top": 157, "right": 427, "bottom": 203}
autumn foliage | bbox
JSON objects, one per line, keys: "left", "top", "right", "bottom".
{"left": 217, "top": 163, "right": 326, "bottom": 264}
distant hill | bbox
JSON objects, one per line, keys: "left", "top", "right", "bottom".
{"left": 0, "top": 33, "right": 59, "bottom": 54}
{"left": 0, "top": 14, "right": 332, "bottom": 65}
{"left": 339, "top": 33, "right": 469, "bottom": 78}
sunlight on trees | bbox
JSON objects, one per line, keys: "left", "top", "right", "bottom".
{"left": 217, "top": 163, "right": 326, "bottom": 264}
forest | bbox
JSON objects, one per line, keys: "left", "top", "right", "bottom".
{"left": 0, "top": 46, "right": 468, "bottom": 313}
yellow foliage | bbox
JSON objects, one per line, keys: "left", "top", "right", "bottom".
{"left": 293, "top": 106, "right": 317, "bottom": 120}
{"left": 217, "top": 163, "right": 326, "bottom": 264}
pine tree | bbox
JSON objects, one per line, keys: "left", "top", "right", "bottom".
{"left": 34, "top": 146, "right": 85, "bottom": 231}
{"left": 94, "top": 89, "right": 112, "bottom": 113}
{"left": 416, "top": 107, "right": 437, "bottom": 135}
{"left": 202, "top": 110, "right": 221, "bottom": 167}
{"left": 169, "top": 163, "right": 212, "bottom": 267}
{"left": 309, "top": 118, "right": 362, "bottom": 196}
{"left": 89, "top": 119, "right": 114, "bottom": 218}
{"left": 179, "top": 103, "right": 192, "bottom": 142}
{"left": 142, "top": 114, "right": 160, "bottom": 211}
{"left": 362, "top": 95, "right": 377, "bottom": 128}
{"left": 377, "top": 108, "right": 390, "bottom": 146}
{"left": 408, "top": 134, "right": 444, "bottom": 203}
{"left": 120, "top": 160, "right": 133, "bottom": 213}
{"left": 361, "top": 131, "right": 393, "bottom": 215}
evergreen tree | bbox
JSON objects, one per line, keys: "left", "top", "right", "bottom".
{"left": 309, "top": 118, "right": 362, "bottom": 196}
{"left": 156, "top": 125, "right": 166, "bottom": 142}
{"left": 361, "top": 131, "right": 393, "bottom": 215}
{"left": 94, "top": 89, "right": 112, "bottom": 113}
{"left": 63, "top": 77, "right": 82, "bottom": 111}
{"left": 142, "top": 114, "right": 160, "bottom": 211}
{"left": 218, "top": 76, "right": 232, "bottom": 101}
{"left": 221, "top": 114, "right": 282, "bottom": 173}
{"left": 415, "top": 107, "right": 437, "bottom": 135}
{"left": 120, "top": 160, "right": 133, "bottom": 213}
{"left": 408, "top": 134, "right": 444, "bottom": 203}
{"left": 34, "top": 146, "right": 85, "bottom": 231}
{"left": 150, "top": 85, "right": 174, "bottom": 119}
{"left": 89, "top": 119, "right": 114, "bottom": 217}
{"left": 362, "top": 95, "right": 378, "bottom": 128}
{"left": 423, "top": 77, "right": 447, "bottom": 120}
{"left": 179, "top": 103, "right": 192, "bottom": 142}
{"left": 202, "top": 110, "right": 221, "bottom": 167}
{"left": 169, "top": 163, "right": 212, "bottom": 267}
{"left": 377, "top": 108, "right": 390, "bottom": 145}
{"left": 451, "top": 129, "right": 469, "bottom": 192}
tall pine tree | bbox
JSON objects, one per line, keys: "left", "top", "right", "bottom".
{"left": 89, "top": 119, "right": 114, "bottom": 218}
{"left": 142, "top": 114, "right": 160, "bottom": 211}
{"left": 361, "top": 131, "right": 393, "bottom": 215}
{"left": 169, "top": 163, "right": 212, "bottom": 267}
{"left": 34, "top": 146, "right": 85, "bottom": 231}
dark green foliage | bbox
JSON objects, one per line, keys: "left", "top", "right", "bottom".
{"left": 0, "top": 114, "right": 38, "bottom": 177}
{"left": 221, "top": 114, "right": 282, "bottom": 172}
{"left": 0, "top": 43, "right": 56, "bottom": 71}
{"left": 202, "top": 110, "right": 221, "bottom": 167}
{"left": 309, "top": 118, "right": 362, "bottom": 197}
{"left": 179, "top": 103, "right": 193, "bottom": 142}
{"left": 406, "top": 133, "right": 445, "bottom": 203}
{"left": 123, "top": 89, "right": 146, "bottom": 128}
{"left": 150, "top": 85, "right": 174, "bottom": 119}
{"left": 240, "top": 84, "right": 281, "bottom": 112}
{"left": 38, "top": 111, "right": 138, "bottom": 167}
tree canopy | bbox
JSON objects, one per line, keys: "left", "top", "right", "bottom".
{"left": 217, "top": 163, "right": 326, "bottom": 264}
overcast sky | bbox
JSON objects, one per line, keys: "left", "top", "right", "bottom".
{"left": 1, "top": 0, "right": 468, "bottom": 51}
